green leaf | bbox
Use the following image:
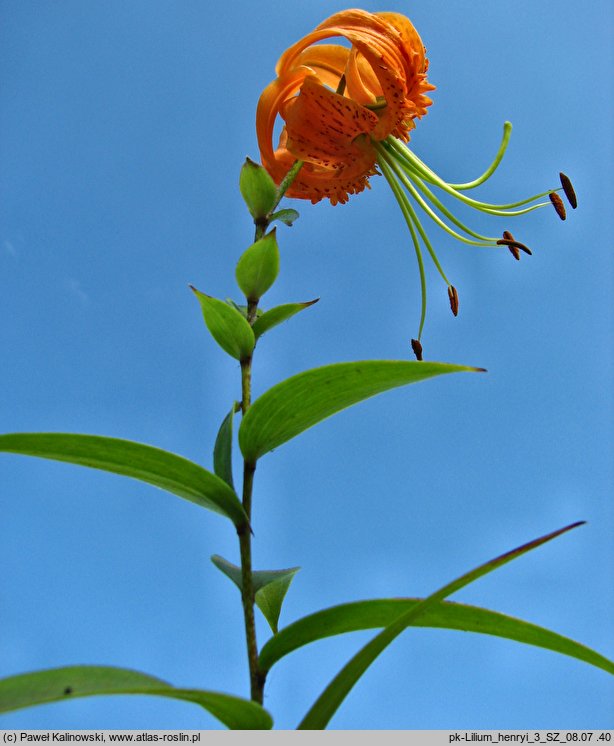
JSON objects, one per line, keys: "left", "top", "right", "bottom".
{"left": 213, "top": 403, "right": 239, "bottom": 489}
{"left": 297, "top": 521, "right": 586, "bottom": 729}
{"left": 191, "top": 287, "right": 255, "bottom": 361}
{"left": 269, "top": 208, "right": 300, "bottom": 227}
{"left": 239, "top": 157, "right": 278, "bottom": 220}
{"left": 235, "top": 231, "right": 280, "bottom": 302}
{"left": 252, "top": 299, "right": 319, "bottom": 340}
{"left": 259, "top": 598, "right": 614, "bottom": 676}
{"left": 239, "top": 360, "right": 481, "bottom": 462}
{"left": 255, "top": 576, "right": 298, "bottom": 635}
{"left": 0, "top": 433, "right": 247, "bottom": 529}
{"left": 211, "top": 555, "right": 300, "bottom": 634}
{"left": 0, "top": 665, "right": 273, "bottom": 729}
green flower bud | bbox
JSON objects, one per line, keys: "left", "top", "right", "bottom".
{"left": 239, "top": 157, "right": 278, "bottom": 219}
{"left": 235, "top": 230, "right": 280, "bottom": 302}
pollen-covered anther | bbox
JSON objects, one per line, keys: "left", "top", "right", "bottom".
{"left": 497, "top": 236, "right": 532, "bottom": 256}
{"left": 559, "top": 172, "right": 577, "bottom": 209}
{"left": 447, "top": 285, "right": 459, "bottom": 316}
{"left": 410, "top": 338, "right": 423, "bottom": 361}
{"left": 503, "top": 230, "right": 521, "bottom": 261}
{"left": 549, "top": 192, "right": 566, "bottom": 221}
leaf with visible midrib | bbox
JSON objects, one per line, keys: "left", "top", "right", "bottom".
{"left": 259, "top": 598, "right": 614, "bottom": 675}
{"left": 0, "top": 433, "right": 247, "bottom": 529}
{"left": 0, "top": 665, "right": 273, "bottom": 729}
{"left": 192, "top": 288, "right": 255, "bottom": 361}
{"left": 239, "top": 360, "right": 481, "bottom": 462}
{"left": 297, "top": 521, "right": 587, "bottom": 729}
{"left": 252, "top": 299, "right": 318, "bottom": 340}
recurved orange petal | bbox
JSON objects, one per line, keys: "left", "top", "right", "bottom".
{"left": 291, "top": 44, "right": 349, "bottom": 92}
{"left": 256, "top": 8, "right": 435, "bottom": 204}
{"left": 282, "top": 77, "right": 378, "bottom": 168}
{"left": 256, "top": 67, "right": 310, "bottom": 166}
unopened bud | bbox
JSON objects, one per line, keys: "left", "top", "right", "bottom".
{"left": 235, "top": 230, "right": 280, "bottom": 301}
{"left": 559, "top": 172, "right": 577, "bottom": 209}
{"left": 447, "top": 285, "right": 459, "bottom": 316}
{"left": 549, "top": 192, "right": 566, "bottom": 220}
{"left": 411, "top": 338, "right": 423, "bottom": 361}
{"left": 239, "top": 158, "right": 278, "bottom": 219}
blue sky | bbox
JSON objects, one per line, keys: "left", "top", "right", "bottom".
{"left": 1, "top": 0, "right": 612, "bottom": 730}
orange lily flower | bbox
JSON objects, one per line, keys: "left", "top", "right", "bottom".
{"left": 256, "top": 9, "right": 575, "bottom": 356}
{"left": 256, "top": 9, "right": 435, "bottom": 206}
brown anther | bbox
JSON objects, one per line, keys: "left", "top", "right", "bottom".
{"left": 497, "top": 237, "right": 533, "bottom": 256}
{"left": 502, "top": 231, "right": 520, "bottom": 259}
{"left": 447, "top": 285, "right": 459, "bottom": 316}
{"left": 411, "top": 338, "right": 423, "bottom": 361}
{"left": 559, "top": 172, "right": 577, "bottom": 209}
{"left": 549, "top": 191, "right": 566, "bottom": 220}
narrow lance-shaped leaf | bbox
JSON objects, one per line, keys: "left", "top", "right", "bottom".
{"left": 191, "top": 287, "right": 255, "bottom": 361}
{"left": 211, "top": 555, "right": 300, "bottom": 634}
{"left": 0, "top": 433, "right": 247, "bottom": 530}
{"left": 0, "top": 666, "right": 273, "bottom": 730}
{"left": 239, "top": 360, "right": 482, "bottom": 462}
{"left": 213, "top": 403, "right": 239, "bottom": 489}
{"left": 298, "top": 521, "right": 586, "bottom": 730}
{"left": 252, "top": 299, "right": 319, "bottom": 340}
{"left": 259, "top": 598, "right": 614, "bottom": 675}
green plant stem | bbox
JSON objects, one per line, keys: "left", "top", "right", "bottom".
{"left": 238, "top": 161, "right": 303, "bottom": 702}
{"left": 255, "top": 161, "right": 303, "bottom": 240}
{"left": 237, "top": 298, "right": 265, "bottom": 703}
{"left": 238, "top": 458, "right": 262, "bottom": 701}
